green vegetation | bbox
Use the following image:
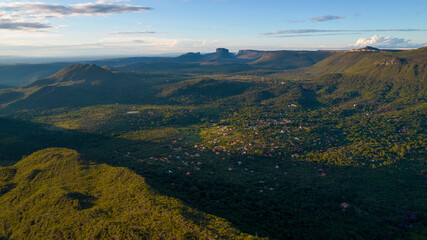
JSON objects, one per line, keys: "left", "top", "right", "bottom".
{"left": 0, "top": 47, "right": 425, "bottom": 239}
{"left": 307, "top": 47, "right": 427, "bottom": 80}
{"left": 0, "top": 148, "right": 258, "bottom": 239}
{"left": 119, "top": 128, "right": 182, "bottom": 142}
{"left": 251, "top": 50, "right": 335, "bottom": 69}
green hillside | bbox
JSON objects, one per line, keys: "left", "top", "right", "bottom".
{"left": 29, "top": 64, "right": 115, "bottom": 87}
{"left": 0, "top": 65, "right": 168, "bottom": 111}
{"left": 0, "top": 148, "right": 258, "bottom": 240}
{"left": 308, "top": 47, "right": 427, "bottom": 80}
{"left": 0, "top": 64, "right": 258, "bottom": 111}
{"left": 251, "top": 50, "right": 337, "bottom": 69}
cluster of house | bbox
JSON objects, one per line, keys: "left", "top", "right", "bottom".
{"left": 196, "top": 119, "right": 305, "bottom": 157}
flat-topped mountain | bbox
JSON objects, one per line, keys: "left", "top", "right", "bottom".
{"left": 348, "top": 46, "right": 380, "bottom": 52}
{"left": 235, "top": 50, "right": 264, "bottom": 60}
{"left": 204, "top": 48, "right": 236, "bottom": 62}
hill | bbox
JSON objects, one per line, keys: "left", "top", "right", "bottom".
{"left": 347, "top": 46, "right": 380, "bottom": 52}
{"left": 0, "top": 62, "right": 258, "bottom": 111}
{"left": 308, "top": 47, "right": 427, "bottom": 79}
{"left": 29, "top": 64, "right": 116, "bottom": 87}
{"left": 203, "top": 48, "right": 237, "bottom": 62}
{"left": 251, "top": 50, "right": 337, "bottom": 69}
{"left": 0, "top": 148, "right": 258, "bottom": 239}
{"left": 0, "top": 64, "right": 163, "bottom": 111}
{"left": 0, "top": 46, "right": 426, "bottom": 239}
{"left": 236, "top": 50, "right": 264, "bottom": 60}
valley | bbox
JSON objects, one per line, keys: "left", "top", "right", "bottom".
{"left": 0, "top": 47, "right": 426, "bottom": 239}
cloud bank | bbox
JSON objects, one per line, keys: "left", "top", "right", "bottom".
{"left": 352, "top": 35, "right": 425, "bottom": 49}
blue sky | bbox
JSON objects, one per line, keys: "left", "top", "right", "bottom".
{"left": 0, "top": 0, "right": 425, "bottom": 57}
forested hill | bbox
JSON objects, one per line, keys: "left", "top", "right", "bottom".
{"left": 0, "top": 148, "right": 259, "bottom": 240}
{"left": 307, "top": 47, "right": 427, "bottom": 80}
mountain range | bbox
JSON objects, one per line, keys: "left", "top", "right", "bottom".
{"left": 0, "top": 46, "right": 425, "bottom": 112}
{"left": 0, "top": 46, "right": 425, "bottom": 239}
{"left": 0, "top": 48, "right": 339, "bottom": 86}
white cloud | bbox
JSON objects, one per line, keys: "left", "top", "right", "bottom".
{"left": 352, "top": 35, "right": 425, "bottom": 48}
{"left": 0, "top": 1, "right": 151, "bottom": 31}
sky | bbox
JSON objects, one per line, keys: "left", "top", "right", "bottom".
{"left": 0, "top": 0, "right": 426, "bottom": 57}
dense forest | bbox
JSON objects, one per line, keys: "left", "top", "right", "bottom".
{"left": 0, "top": 47, "right": 425, "bottom": 239}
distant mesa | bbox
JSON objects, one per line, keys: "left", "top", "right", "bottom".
{"left": 175, "top": 49, "right": 240, "bottom": 63}
{"left": 205, "top": 48, "right": 236, "bottom": 61}
{"left": 213, "top": 48, "right": 235, "bottom": 58}
{"left": 216, "top": 48, "right": 230, "bottom": 55}
{"left": 236, "top": 50, "right": 264, "bottom": 60}
{"left": 347, "top": 46, "right": 380, "bottom": 53}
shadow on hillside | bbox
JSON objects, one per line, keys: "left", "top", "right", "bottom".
{"left": 0, "top": 117, "right": 425, "bottom": 239}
